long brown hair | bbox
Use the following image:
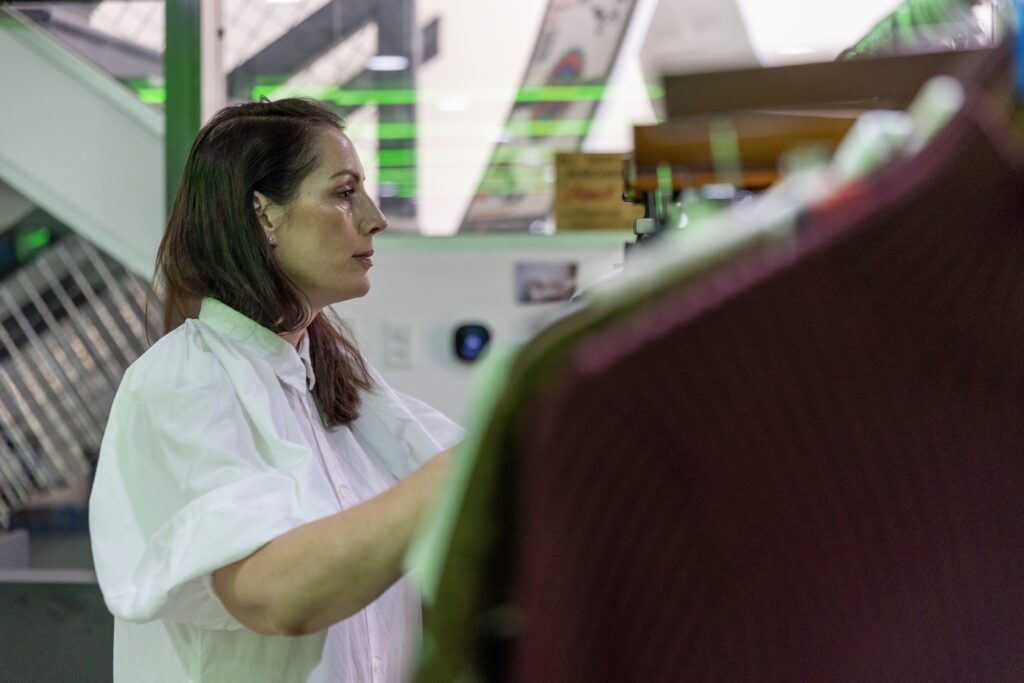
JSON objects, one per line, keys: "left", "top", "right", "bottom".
{"left": 154, "top": 97, "right": 373, "bottom": 427}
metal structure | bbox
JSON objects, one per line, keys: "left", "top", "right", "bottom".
{"left": 0, "top": 234, "right": 160, "bottom": 526}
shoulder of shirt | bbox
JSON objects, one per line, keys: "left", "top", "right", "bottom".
{"left": 120, "top": 319, "right": 232, "bottom": 398}
{"left": 363, "top": 359, "right": 387, "bottom": 386}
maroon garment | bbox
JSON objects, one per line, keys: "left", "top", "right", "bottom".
{"left": 509, "top": 92, "right": 1024, "bottom": 681}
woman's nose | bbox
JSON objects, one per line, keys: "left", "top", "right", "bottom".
{"left": 361, "top": 198, "right": 388, "bottom": 235}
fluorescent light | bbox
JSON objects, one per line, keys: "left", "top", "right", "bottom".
{"left": 265, "top": 0, "right": 303, "bottom": 4}
{"left": 367, "top": 55, "right": 410, "bottom": 72}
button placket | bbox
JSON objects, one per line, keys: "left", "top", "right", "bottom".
{"left": 298, "top": 390, "right": 347, "bottom": 509}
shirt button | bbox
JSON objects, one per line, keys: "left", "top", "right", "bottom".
{"left": 337, "top": 485, "right": 347, "bottom": 500}
{"left": 372, "top": 656, "right": 382, "bottom": 677}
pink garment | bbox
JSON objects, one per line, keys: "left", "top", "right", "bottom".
{"left": 509, "top": 90, "right": 1024, "bottom": 680}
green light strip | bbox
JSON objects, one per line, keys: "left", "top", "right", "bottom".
{"left": 125, "top": 78, "right": 651, "bottom": 186}
{"left": 253, "top": 83, "right": 665, "bottom": 104}
{"left": 516, "top": 85, "right": 606, "bottom": 102}
{"left": 372, "top": 123, "right": 419, "bottom": 139}
{"left": 128, "top": 83, "right": 666, "bottom": 110}
{"left": 379, "top": 168, "right": 416, "bottom": 182}
{"left": 377, "top": 148, "right": 416, "bottom": 166}
{"left": 379, "top": 172, "right": 417, "bottom": 198}
{"left": 253, "top": 85, "right": 420, "bottom": 105}
{"left": 123, "top": 94, "right": 593, "bottom": 146}
{"left": 136, "top": 87, "right": 166, "bottom": 104}
{"left": 505, "top": 119, "right": 592, "bottom": 136}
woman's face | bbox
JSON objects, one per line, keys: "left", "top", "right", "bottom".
{"left": 256, "top": 129, "right": 387, "bottom": 311}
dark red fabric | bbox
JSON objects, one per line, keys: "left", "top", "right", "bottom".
{"left": 510, "top": 94, "right": 1024, "bottom": 681}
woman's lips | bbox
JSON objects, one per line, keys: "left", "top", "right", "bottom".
{"left": 353, "top": 250, "right": 373, "bottom": 267}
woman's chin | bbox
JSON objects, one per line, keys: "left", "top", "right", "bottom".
{"left": 332, "top": 280, "right": 371, "bottom": 304}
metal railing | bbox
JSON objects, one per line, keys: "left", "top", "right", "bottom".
{"left": 0, "top": 234, "right": 161, "bottom": 527}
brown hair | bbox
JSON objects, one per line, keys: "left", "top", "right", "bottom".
{"left": 153, "top": 97, "right": 373, "bottom": 427}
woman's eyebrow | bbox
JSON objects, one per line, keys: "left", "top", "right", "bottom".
{"left": 329, "top": 169, "right": 362, "bottom": 183}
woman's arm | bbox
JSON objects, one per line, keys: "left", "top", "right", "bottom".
{"left": 212, "top": 446, "right": 455, "bottom": 636}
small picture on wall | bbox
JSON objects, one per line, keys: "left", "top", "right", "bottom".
{"left": 515, "top": 261, "right": 577, "bottom": 304}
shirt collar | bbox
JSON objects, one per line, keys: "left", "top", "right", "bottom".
{"left": 198, "top": 297, "right": 316, "bottom": 392}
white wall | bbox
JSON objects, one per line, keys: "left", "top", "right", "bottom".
{"left": 736, "top": 0, "right": 903, "bottom": 65}
{"left": 334, "top": 233, "right": 629, "bottom": 422}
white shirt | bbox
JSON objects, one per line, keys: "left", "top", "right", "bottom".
{"left": 89, "top": 297, "right": 463, "bottom": 683}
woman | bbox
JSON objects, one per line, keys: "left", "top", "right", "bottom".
{"left": 89, "top": 98, "right": 462, "bottom": 682}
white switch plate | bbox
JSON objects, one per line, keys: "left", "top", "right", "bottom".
{"left": 381, "top": 319, "right": 416, "bottom": 369}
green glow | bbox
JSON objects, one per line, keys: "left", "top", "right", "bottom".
{"left": 250, "top": 83, "right": 665, "bottom": 105}
{"left": 505, "top": 119, "right": 592, "bottom": 137}
{"left": 123, "top": 79, "right": 652, "bottom": 198}
{"left": 128, "top": 82, "right": 666, "bottom": 111}
{"left": 16, "top": 227, "right": 52, "bottom": 262}
{"left": 136, "top": 87, "right": 166, "bottom": 104}
{"left": 373, "top": 123, "right": 419, "bottom": 139}
{"left": 377, "top": 148, "right": 416, "bottom": 166}
{"left": 252, "top": 85, "right": 418, "bottom": 105}
{"left": 124, "top": 81, "right": 665, "bottom": 142}
{"left": 709, "top": 119, "right": 742, "bottom": 186}
{"left": 379, "top": 166, "right": 417, "bottom": 198}
{"left": 516, "top": 85, "right": 604, "bottom": 102}
{"left": 489, "top": 145, "right": 552, "bottom": 164}
{"left": 379, "top": 168, "right": 416, "bottom": 183}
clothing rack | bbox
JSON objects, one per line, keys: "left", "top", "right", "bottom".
{"left": 625, "top": 45, "right": 1006, "bottom": 240}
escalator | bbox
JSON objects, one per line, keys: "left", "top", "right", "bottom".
{"left": 0, "top": 6, "right": 165, "bottom": 280}
{"left": 0, "top": 232, "right": 160, "bottom": 526}
{"left": 0, "top": 7, "right": 166, "bottom": 524}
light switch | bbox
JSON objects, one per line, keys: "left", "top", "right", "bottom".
{"left": 381, "top": 319, "right": 416, "bottom": 369}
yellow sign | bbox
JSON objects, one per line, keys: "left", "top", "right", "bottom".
{"left": 554, "top": 152, "right": 644, "bottom": 231}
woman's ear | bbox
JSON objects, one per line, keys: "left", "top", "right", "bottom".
{"left": 253, "top": 191, "right": 274, "bottom": 229}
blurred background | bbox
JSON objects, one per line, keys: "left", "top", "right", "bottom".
{"left": 0, "top": 1, "right": 1007, "bottom": 680}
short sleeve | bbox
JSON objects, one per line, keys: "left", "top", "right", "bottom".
{"left": 89, "top": 349, "right": 335, "bottom": 630}
{"left": 393, "top": 390, "right": 464, "bottom": 453}
{"left": 350, "top": 364, "right": 465, "bottom": 478}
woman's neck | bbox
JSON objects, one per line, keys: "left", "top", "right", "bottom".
{"left": 275, "top": 308, "right": 318, "bottom": 349}
{"left": 278, "top": 326, "right": 308, "bottom": 350}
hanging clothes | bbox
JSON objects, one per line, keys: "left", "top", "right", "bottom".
{"left": 507, "top": 85, "right": 1024, "bottom": 683}
{"left": 412, "top": 47, "right": 1024, "bottom": 681}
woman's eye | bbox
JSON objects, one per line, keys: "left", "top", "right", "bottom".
{"left": 336, "top": 189, "right": 354, "bottom": 200}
